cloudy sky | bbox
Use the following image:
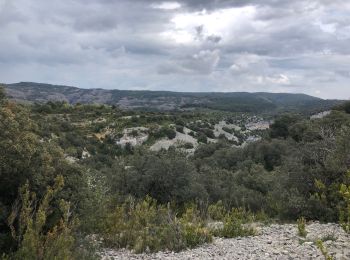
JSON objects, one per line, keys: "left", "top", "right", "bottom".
{"left": 0, "top": 0, "right": 349, "bottom": 99}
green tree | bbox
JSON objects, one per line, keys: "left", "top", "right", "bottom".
{"left": 6, "top": 176, "right": 76, "bottom": 260}
{"left": 270, "top": 114, "right": 300, "bottom": 139}
{"left": 111, "top": 151, "right": 207, "bottom": 205}
{"left": 0, "top": 98, "right": 90, "bottom": 253}
{"left": 0, "top": 86, "right": 6, "bottom": 104}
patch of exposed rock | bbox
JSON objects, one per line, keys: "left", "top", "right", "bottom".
{"left": 213, "top": 121, "right": 239, "bottom": 142}
{"left": 100, "top": 223, "right": 350, "bottom": 260}
{"left": 150, "top": 128, "right": 198, "bottom": 152}
{"left": 246, "top": 121, "right": 270, "bottom": 131}
{"left": 116, "top": 127, "right": 149, "bottom": 147}
{"left": 310, "top": 111, "right": 332, "bottom": 120}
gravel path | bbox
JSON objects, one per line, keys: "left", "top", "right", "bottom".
{"left": 101, "top": 223, "right": 350, "bottom": 260}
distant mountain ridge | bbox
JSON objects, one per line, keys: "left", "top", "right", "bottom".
{"left": 2, "top": 82, "right": 342, "bottom": 114}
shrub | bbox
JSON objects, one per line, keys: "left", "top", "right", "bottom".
{"left": 270, "top": 114, "right": 300, "bottom": 139}
{"left": 150, "top": 126, "right": 176, "bottom": 140}
{"left": 222, "top": 127, "right": 234, "bottom": 134}
{"left": 183, "top": 142, "right": 194, "bottom": 149}
{"left": 176, "top": 125, "right": 184, "bottom": 133}
{"left": 197, "top": 133, "right": 207, "bottom": 144}
{"left": 339, "top": 182, "right": 350, "bottom": 233}
{"left": 102, "top": 197, "right": 163, "bottom": 252}
{"left": 101, "top": 197, "right": 212, "bottom": 253}
{"left": 252, "top": 211, "right": 270, "bottom": 225}
{"left": 316, "top": 240, "right": 334, "bottom": 260}
{"left": 218, "top": 133, "right": 227, "bottom": 140}
{"left": 5, "top": 176, "right": 77, "bottom": 260}
{"left": 180, "top": 206, "right": 212, "bottom": 248}
{"left": 212, "top": 208, "right": 256, "bottom": 238}
{"left": 175, "top": 119, "right": 185, "bottom": 126}
{"left": 188, "top": 131, "right": 195, "bottom": 137}
{"left": 165, "top": 128, "right": 177, "bottom": 140}
{"left": 297, "top": 217, "right": 307, "bottom": 237}
{"left": 202, "top": 128, "right": 215, "bottom": 139}
{"left": 130, "top": 130, "right": 138, "bottom": 137}
{"left": 335, "top": 101, "right": 350, "bottom": 114}
{"left": 208, "top": 201, "right": 226, "bottom": 221}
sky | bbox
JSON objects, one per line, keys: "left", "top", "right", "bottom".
{"left": 0, "top": 0, "right": 349, "bottom": 99}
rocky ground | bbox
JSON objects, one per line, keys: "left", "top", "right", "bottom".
{"left": 101, "top": 223, "right": 350, "bottom": 260}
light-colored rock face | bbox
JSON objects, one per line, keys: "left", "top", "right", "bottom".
{"left": 246, "top": 121, "right": 270, "bottom": 131}
{"left": 246, "top": 136, "right": 262, "bottom": 143}
{"left": 213, "top": 121, "right": 239, "bottom": 141}
{"left": 150, "top": 130, "right": 198, "bottom": 152}
{"left": 64, "top": 155, "right": 78, "bottom": 163}
{"left": 82, "top": 149, "right": 91, "bottom": 159}
{"left": 100, "top": 223, "right": 350, "bottom": 260}
{"left": 311, "top": 111, "right": 331, "bottom": 120}
{"left": 116, "top": 127, "right": 149, "bottom": 147}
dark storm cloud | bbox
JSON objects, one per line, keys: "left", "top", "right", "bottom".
{"left": 0, "top": 0, "right": 349, "bottom": 98}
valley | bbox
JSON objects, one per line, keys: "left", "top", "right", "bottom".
{"left": 2, "top": 1, "right": 350, "bottom": 259}
{"left": 1, "top": 85, "right": 350, "bottom": 259}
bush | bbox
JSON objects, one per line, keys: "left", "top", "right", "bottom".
{"left": 202, "top": 128, "right": 215, "bottom": 139}
{"left": 335, "top": 101, "right": 350, "bottom": 114}
{"left": 316, "top": 240, "right": 334, "bottom": 260}
{"left": 130, "top": 130, "right": 139, "bottom": 137}
{"left": 176, "top": 125, "right": 184, "bottom": 133}
{"left": 197, "top": 133, "right": 208, "bottom": 144}
{"left": 150, "top": 126, "right": 176, "bottom": 140}
{"left": 211, "top": 208, "right": 256, "bottom": 238}
{"left": 339, "top": 182, "right": 350, "bottom": 233}
{"left": 5, "top": 176, "right": 78, "bottom": 260}
{"left": 182, "top": 142, "right": 194, "bottom": 149}
{"left": 297, "top": 217, "right": 307, "bottom": 237}
{"left": 165, "top": 128, "right": 176, "bottom": 140}
{"left": 179, "top": 206, "right": 212, "bottom": 248}
{"left": 270, "top": 114, "right": 300, "bottom": 139}
{"left": 222, "top": 127, "right": 234, "bottom": 134}
{"left": 101, "top": 197, "right": 212, "bottom": 253}
{"left": 208, "top": 201, "right": 226, "bottom": 221}
{"left": 116, "top": 152, "right": 205, "bottom": 205}
{"left": 218, "top": 133, "right": 227, "bottom": 140}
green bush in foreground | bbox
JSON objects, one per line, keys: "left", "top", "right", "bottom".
{"left": 297, "top": 217, "right": 308, "bottom": 237}
{"left": 180, "top": 206, "right": 212, "bottom": 249}
{"left": 339, "top": 179, "right": 350, "bottom": 233}
{"left": 208, "top": 200, "right": 226, "bottom": 221}
{"left": 316, "top": 240, "right": 334, "bottom": 260}
{"left": 102, "top": 197, "right": 212, "bottom": 253}
{"left": 212, "top": 208, "right": 256, "bottom": 238}
{"left": 5, "top": 176, "right": 76, "bottom": 260}
{"left": 101, "top": 197, "right": 262, "bottom": 253}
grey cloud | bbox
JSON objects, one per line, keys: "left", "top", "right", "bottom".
{"left": 73, "top": 14, "right": 118, "bottom": 32}
{"left": 206, "top": 35, "right": 222, "bottom": 43}
{"left": 194, "top": 25, "right": 222, "bottom": 44}
{"left": 0, "top": 0, "right": 349, "bottom": 98}
{"left": 158, "top": 49, "right": 220, "bottom": 75}
{"left": 0, "top": 0, "right": 27, "bottom": 26}
{"left": 336, "top": 70, "right": 350, "bottom": 78}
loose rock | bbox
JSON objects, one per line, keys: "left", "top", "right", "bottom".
{"left": 100, "top": 223, "right": 350, "bottom": 260}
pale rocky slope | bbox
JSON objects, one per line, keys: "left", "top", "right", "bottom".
{"left": 101, "top": 223, "right": 350, "bottom": 260}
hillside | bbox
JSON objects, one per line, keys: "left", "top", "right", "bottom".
{"left": 1, "top": 86, "right": 350, "bottom": 259}
{"left": 3, "top": 82, "right": 341, "bottom": 114}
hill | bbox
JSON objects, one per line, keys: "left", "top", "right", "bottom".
{"left": 1, "top": 85, "right": 350, "bottom": 258}
{"left": 3, "top": 82, "right": 342, "bottom": 114}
